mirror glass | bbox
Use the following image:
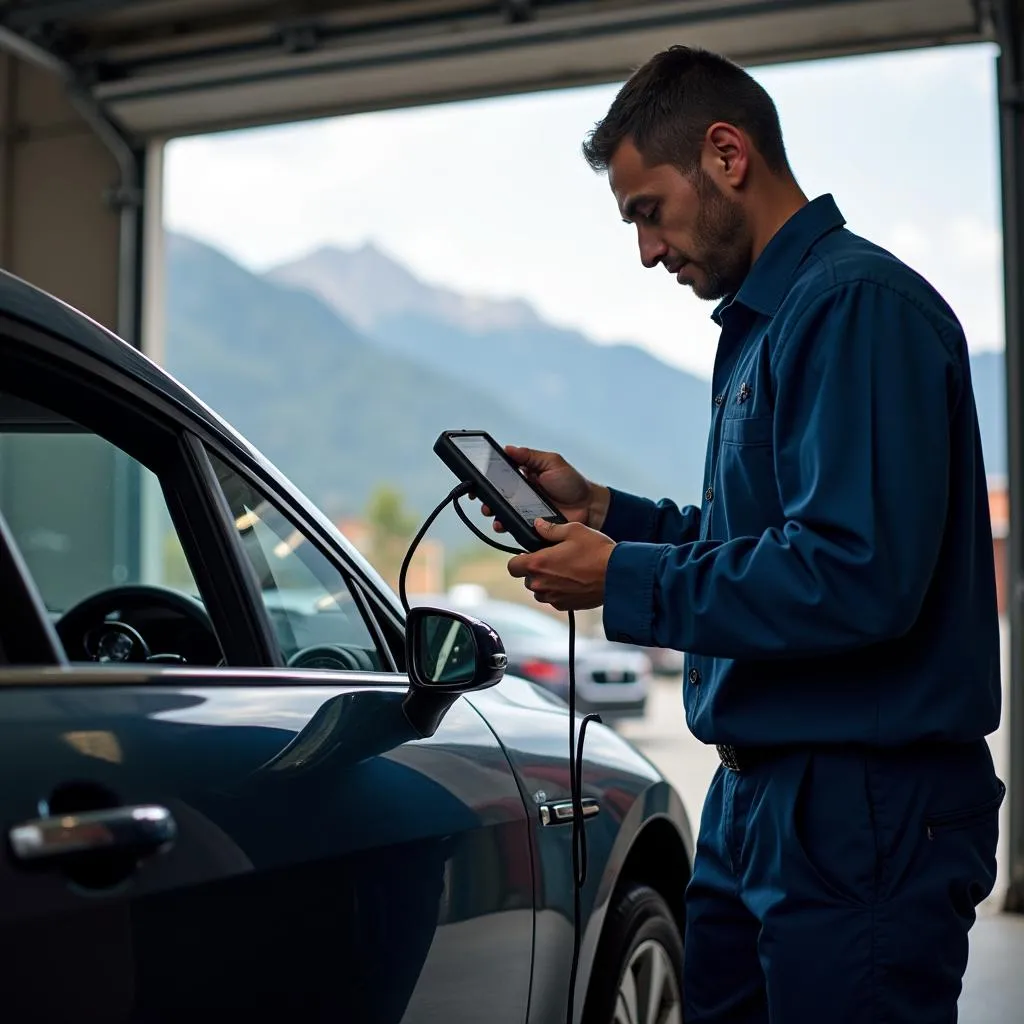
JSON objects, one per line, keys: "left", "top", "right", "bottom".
{"left": 416, "top": 614, "right": 477, "bottom": 685}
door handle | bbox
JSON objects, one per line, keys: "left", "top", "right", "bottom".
{"left": 538, "top": 797, "right": 600, "bottom": 827}
{"left": 8, "top": 804, "right": 177, "bottom": 864}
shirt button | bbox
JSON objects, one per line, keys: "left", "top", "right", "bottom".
{"left": 705, "top": 487, "right": 714, "bottom": 502}
{"left": 714, "top": 394, "right": 724, "bottom": 406}
{"left": 688, "top": 667, "right": 702, "bottom": 685}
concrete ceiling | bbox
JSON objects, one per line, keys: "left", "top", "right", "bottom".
{"left": 0, "top": 0, "right": 994, "bottom": 138}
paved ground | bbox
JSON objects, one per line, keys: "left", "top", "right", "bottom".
{"left": 615, "top": 625, "right": 1020, "bottom": 1022}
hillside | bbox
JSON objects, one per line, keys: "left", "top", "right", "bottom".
{"left": 270, "top": 244, "right": 710, "bottom": 502}
{"left": 271, "top": 242, "right": 1009, "bottom": 483}
{"left": 163, "top": 233, "right": 1009, "bottom": 555}
{"left": 163, "top": 234, "right": 657, "bottom": 538}
{"left": 970, "top": 351, "right": 1007, "bottom": 478}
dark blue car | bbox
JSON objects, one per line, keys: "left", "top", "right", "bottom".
{"left": 0, "top": 269, "right": 692, "bottom": 1023}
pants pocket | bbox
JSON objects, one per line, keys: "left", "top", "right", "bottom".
{"left": 789, "top": 751, "right": 879, "bottom": 907}
{"left": 925, "top": 779, "right": 1006, "bottom": 839}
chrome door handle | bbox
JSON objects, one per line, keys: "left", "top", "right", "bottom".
{"left": 8, "top": 805, "right": 177, "bottom": 863}
{"left": 538, "top": 798, "right": 600, "bottom": 827}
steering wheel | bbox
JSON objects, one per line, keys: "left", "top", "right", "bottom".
{"left": 56, "top": 585, "right": 217, "bottom": 664}
{"left": 287, "top": 644, "right": 376, "bottom": 672}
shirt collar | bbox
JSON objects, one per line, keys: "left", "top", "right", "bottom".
{"left": 711, "top": 194, "right": 846, "bottom": 325}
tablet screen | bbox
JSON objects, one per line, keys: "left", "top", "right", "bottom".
{"left": 449, "top": 434, "right": 559, "bottom": 522}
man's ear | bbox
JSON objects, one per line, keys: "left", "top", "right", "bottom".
{"left": 703, "top": 122, "right": 750, "bottom": 190}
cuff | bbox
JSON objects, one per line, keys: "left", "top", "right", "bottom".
{"left": 602, "top": 541, "right": 665, "bottom": 647}
{"left": 601, "top": 489, "right": 658, "bottom": 543}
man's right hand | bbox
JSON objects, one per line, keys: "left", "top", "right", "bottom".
{"left": 479, "top": 445, "right": 611, "bottom": 533}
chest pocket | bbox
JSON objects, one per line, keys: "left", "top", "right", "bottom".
{"left": 722, "top": 414, "right": 773, "bottom": 447}
{"left": 715, "top": 403, "right": 781, "bottom": 538}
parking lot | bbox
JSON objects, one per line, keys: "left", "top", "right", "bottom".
{"left": 616, "top": 620, "right": 1024, "bottom": 1022}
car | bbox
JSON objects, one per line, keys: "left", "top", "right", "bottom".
{"left": 640, "top": 646, "right": 685, "bottom": 677}
{"left": 0, "top": 269, "right": 693, "bottom": 1023}
{"left": 414, "top": 590, "right": 652, "bottom": 722}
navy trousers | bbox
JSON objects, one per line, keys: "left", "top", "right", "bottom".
{"left": 684, "top": 741, "right": 1004, "bottom": 1023}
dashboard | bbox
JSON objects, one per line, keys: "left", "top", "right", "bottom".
{"left": 52, "top": 586, "right": 383, "bottom": 672}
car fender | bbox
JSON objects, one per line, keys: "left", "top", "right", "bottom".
{"left": 466, "top": 679, "right": 694, "bottom": 1022}
{"left": 575, "top": 776, "right": 693, "bottom": 1001}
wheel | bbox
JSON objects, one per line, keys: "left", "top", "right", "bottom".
{"left": 583, "top": 882, "right": 683, "bottom": 1024}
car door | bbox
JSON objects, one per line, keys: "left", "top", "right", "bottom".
{"left": 0, "top": 326, "right": 535, "bottom": 1022}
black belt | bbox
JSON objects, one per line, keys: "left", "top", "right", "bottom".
{"left": 716, "top": 744, "right": 781, "bottom": 772}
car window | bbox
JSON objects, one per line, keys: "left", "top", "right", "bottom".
{"left": 0, "top": 392, "right": 222, "bottom": 667}
{"left": 206, "top": 450, "right": 385, "bottom": 672}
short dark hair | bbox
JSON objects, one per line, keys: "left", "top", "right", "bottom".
{"left": 582, "top": 45, "right": 790, "bottom": 175}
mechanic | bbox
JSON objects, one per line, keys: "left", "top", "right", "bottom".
{"left": 484, "top": 45, "right": 1005, "bottom": 1023}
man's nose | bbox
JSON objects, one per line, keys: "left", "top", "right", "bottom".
{"left": 638, "top": 228, "right": 668, "bottom": 269}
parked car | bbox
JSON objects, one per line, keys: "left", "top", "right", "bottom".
{"left": 415, "top": 591, "right": 651, "bottom": 722}
{"left": 641, "top": 646, "right": 685, "bottom": 676}
{"left": 0, "top": 270, "right": 692, "bottom": 1023}
{"left": 607, "top": 640, "right": 684, "bottom": 677}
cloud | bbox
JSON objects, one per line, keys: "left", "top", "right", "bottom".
{"left": 758, "top": 41, "right": 995, "bottom": 97}
{"left": 163, "top": 41, "right": 1003, "bottom": 380}
{"left": 880, "top": 215, "right": 1004, "bottom": 351}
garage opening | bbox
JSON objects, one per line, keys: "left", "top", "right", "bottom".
{"left": 157, "top": 38, "right": 1014, "bottom": 909}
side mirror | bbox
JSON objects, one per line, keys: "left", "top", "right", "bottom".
{"left": 402, "top": 606, "right": 507, "bottom": 737}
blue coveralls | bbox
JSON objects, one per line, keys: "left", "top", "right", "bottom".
{"left": 601, "top": 195, "right": 1005, "bottom": 1022}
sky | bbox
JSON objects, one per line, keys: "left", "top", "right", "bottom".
{"left": 164, "top": 41, "right": 1003, "bottom": 380}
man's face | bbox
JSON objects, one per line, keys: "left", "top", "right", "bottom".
{"left": 609, "top": 138, "right": 751, "bottom": 301}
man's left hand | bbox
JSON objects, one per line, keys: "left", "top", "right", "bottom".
{"left": 507, "top": 519, "right": 616, "bottom": 611}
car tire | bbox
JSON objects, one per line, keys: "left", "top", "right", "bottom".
{"left": 582, "top": 882, "right": 683, "bottom": 1024}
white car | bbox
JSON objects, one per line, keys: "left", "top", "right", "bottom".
{"left": 414, "top": 592, "right": 651, "bottom": 721}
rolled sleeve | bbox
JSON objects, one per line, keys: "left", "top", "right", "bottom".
{"left": 602, "top": 488, "right": 702, "bottom": 545}
{"left": 602, "top": 541, "right": 669, "bottom": 646}
{"left": 602, "top": 489, "right": 658, "bottom": 542}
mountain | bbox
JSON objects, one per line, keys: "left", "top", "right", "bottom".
{"left": 164, "top": 234, "right": 1009, "bottom": 553}
{"left": 970, "top": 351, "right": 1007, "bottom": 478}
{"left": 270, "top": 243, "right": 542, "bottom": 335}
{"left": 269, "top": 244, "right": 711, "bottom": 503}
{"left": 163, "top": 234, "right": 656, "bottom": 538}
{"left": 269, "top": 243, "right": 1010, "bottom": 486}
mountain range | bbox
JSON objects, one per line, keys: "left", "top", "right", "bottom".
{"left": 164, "top": 235, "right": 1009, "bottom": 544}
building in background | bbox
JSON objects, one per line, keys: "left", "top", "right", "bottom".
{"left": 336, "top": 517, "right": 444, "bottom": 594}
{"left": 990, "top": 476, "right": 1009, "bottom": 616}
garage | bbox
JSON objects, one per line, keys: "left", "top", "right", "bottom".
{"left": 0, "top": 0, "right": 1019, "bottom": 1018}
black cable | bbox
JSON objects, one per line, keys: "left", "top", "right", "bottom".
{"left": 399, "top": 482, "right": 470, "bottom": 613}
{"left": 399, "top": 489, "right": 597, "bottom": 1024}
{"left": 453, "top": 493, "right": 523, "bottom": 555}
{"left": 565, "top": 609, "right": 602, "bottom": 1024}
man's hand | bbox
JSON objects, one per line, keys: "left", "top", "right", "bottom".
{"left": 479, "top": 445, "right": 611, "bottom": 534}
{"left": 507, "top": 519, "right": 615, "bottom": 611}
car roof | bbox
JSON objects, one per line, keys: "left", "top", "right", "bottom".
{"left": 0, "top": 268, "right": 253, "bottom": 449}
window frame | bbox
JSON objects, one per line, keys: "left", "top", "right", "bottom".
{"left": 0, "top": 505, "right": 68, "bottom": 667}
{"left": 200, "top": 441, "right": 399, "bottom": 674}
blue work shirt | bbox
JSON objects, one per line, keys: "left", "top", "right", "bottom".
{"left": 602, "top": 194, "right": 1001, "bottom": 748}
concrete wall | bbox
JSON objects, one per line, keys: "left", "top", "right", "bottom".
{"left": 0, "top": 54, "right": 121, "bottom": 329}
{"left": 0, "top": 53, "right": 143, "bottom": 608}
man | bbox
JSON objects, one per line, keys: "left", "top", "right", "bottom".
{"left": 485, "top": 45, "right": 1005, "bottom": 1022}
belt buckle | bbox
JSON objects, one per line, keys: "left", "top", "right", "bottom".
{"left": 717, "top": 744, "right": 743, "bottom": 772}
